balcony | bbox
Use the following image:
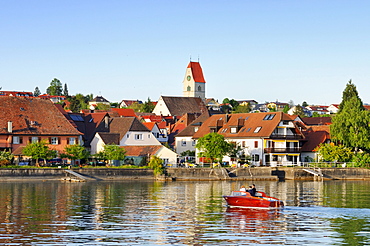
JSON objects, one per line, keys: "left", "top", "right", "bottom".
{"left": 269, "top": 134, "right": 303, "bottom": 140}
{"left": 264, "top": 147, "right": 301, "bottom": 153}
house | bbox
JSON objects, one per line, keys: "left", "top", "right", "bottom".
{"left": 38, "top": 94, "right": 66, "bottom": 103}
{"left": 119, "top": 99, "right": 143, "bottom": 108}
{"left": 175, "top": 112, "right": 210, "bottom": 155}
{"left": 266, "top": 101, "right": 289, "bottom": 112}
{"left": 123, "top": 145, "right": 177, "bottom": 166}
{"left": 89, "top": 96, "right": 110, "bottom": 107}
{"left": 152, "top": 96, "right": 208, "bottom": 116}
{"left": 0, "top": 91, "right": 33, "bottom": 97}
{"left": 0, "top": 97, "right": 82, "bottom": 163}
{"left": 192, "top": 112, "right": 305, "bottom": 167}
{"left": 300, "top": 125, "right": 331, "bottom": 162}
{"left": 287, "top": 106, "right": 311, "bottom": 116}
{"left": 142, "top": 122, "right": 168, "bottom": 144}
{"left": 327, "top": 104, "right": 339, "bottom": 114}
{"left": 305, "top": 105, "right": 329, "bottom": 115}
{"left": 90, "top": 117, "right": 177, "bottom": 165}
{"left": 301, "top": 117, "right": 332, "bottom": 126}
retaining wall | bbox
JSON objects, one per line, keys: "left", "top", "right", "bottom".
{"left": 0, "top": 167, "right": 370, "bottom": 181}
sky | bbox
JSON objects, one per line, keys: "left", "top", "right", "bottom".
{"left": 1, "top": 0, "right": 370, "bottom": 105}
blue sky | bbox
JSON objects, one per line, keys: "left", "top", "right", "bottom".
{"left": 1, "top": 1, "right": 370, "bottom": 105}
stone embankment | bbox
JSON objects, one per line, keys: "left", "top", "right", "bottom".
{"left": 0, "top": 167, "right": 370, "bottom": 181}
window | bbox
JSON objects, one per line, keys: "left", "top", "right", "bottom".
{"left": 198, "top": 85, "right": 202, "bottom": 91}
{"left": 13, "top": 136, "right": 22, "bottom": 144}
{"left": 31, "top": 137, "right": 39, "bottom": 143}
{"left": 187, "top": 86, "right": 191, "bottom": 91}
{"left": 194, "top": 127, "right": 199, "bottom": 132}
{"left": 254, "top": 127, "right": 262, "bottom": 133}
{"left": 254, "top": 141, "right": 258, "bottom": 148}
{"left": 230, "top": 127, "right": 237, "bottom": 133}
{"left": 68, "top": 137, "right": 76, "bottom": 145}
{"left": 181, "top": 140, "right": 187, "bottom": 146}
{"left": 51, "top": 137, "right": 59, "bottom": 145}
{"left": 135, "top": 134, "right": 143, "bottom": 140}
{"left": 192, "top": 140, "right": 196, "bottom": 146}
{"left": 252, "top": 154, "right": 260, "bottom": 162}
{"left": 241, "top": 141, "right": 245, "bottom": 147}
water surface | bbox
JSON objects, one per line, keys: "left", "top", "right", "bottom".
{"left": 0, "top": 180, "right": 369, "bottom": 245}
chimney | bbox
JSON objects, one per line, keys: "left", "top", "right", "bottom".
{"left": 8, "top": 121, "right": 12, "bottom": 133}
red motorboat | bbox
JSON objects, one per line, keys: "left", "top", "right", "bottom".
{"left": 223, "top": 191, "right": 284, "bottom": 209}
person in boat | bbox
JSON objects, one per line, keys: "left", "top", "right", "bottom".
{"left": 248, "top": 184, "right": 257, "bottom": 196}
{"left": 240, "top": 185, "right": 247, "bottom": 192}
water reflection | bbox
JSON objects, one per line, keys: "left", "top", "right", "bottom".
{"left": 0, "top": 180, "right": 370, "bottom": 245}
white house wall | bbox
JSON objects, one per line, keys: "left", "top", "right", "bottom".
{"left": 120, "top": 131, "right": 162, "bottom": 146}
{"left": 175, "top": 136, "right": 196, "bottom": 154}
{"left": 90, "top": 134, "right": 106, "bottom": 155}
{"left": 156, "top": 147, "right": 178, "bottom": 165}
{"left": 152, "top": 97, "right": 171, "bottom": 116}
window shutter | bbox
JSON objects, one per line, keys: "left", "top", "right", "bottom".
{"left": 49, "top": 137, "right": 51, "bottom": 144}
{"left": 29, "top": 137, "right": 32, "bottom": 143}
{"left": 67, "top": 138, "right": 70, "bottom": 145}
{"left": 58, "top": 137, "right": 61, "bottom": 145}
{"left": 20, "top": 137, "right": 23, "bottom": 144}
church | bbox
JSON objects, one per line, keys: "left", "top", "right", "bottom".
{"left": 182, "top": 61, "right": 206, "bottom": 100}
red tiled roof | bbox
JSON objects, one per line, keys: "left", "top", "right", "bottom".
{"left": 301, "top": 125, "right": 330, "bottom": 152}
{"left": 122, "top": 145, "right": 162, "bottom": 156}
{"left": 193, "top": 112, "right": 297, "bottom": 139}
{"left": 112, "top": 108, "right": 137, "bottom": 117}
{"left": 188, "top": 62, "right": 206, "bottom": 83}
{"left": 0, "top": 97, "right": 81, "bottom": 135}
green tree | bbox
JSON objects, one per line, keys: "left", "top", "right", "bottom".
{"left": 148, "top": 155, "right": 165, "bottom": 175}
{"left": 302, "top": 101, "right": 308, "bottom": 107}
{"left": 331, "top": 81, "right": 370, "bottom": 151}
{"left": 63, "top": 83, "right": 69, "bottom": 97}
{"left": 128, "top": 101, "right": 143, "bottom": 112}
{"left": 95, "top": 103, "right": 111, "bottom": 111}
{"left": 316, "top": 143, "right": 353, "bottom": 162}
{"left": 283, "top": 104, "right": 290, "bottom": 113}
{"left": 233, "top": 103, "right": 251, "bottom": 113}
{"left": 46, "top": 78, "right": 63, "bottom": 96}
{"left": 338, "top": 80, "right": 364, "bottom": 113}
{"left": 196, "top": 132, "right": 232, "bottom": 165}
{"left": 22, "top": 140, "right": 57, "bottom": 166}
{"left": 34, "top": 87, "right": 41, "bottom": 97}
{"left": 142, "top": 98, "right": 155, "bottom": 113}
{"left": 95, "top": 145, "right": 126, "bottom": 165}
{"left": 293, "top": 104, "right": 305, "bottom": 117}
{"left": 61, "top": 144, "right": 89, "bottom": 165}
{"left": 0, "top": 150, "right": 13, "bottom": 166}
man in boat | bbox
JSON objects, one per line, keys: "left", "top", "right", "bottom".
{"left": 248, "top": 184, "right": 257, "bottom": 196}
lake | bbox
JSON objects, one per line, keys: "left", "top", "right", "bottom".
{"left": 0, "top": 180, "right": 370, "bottom": 245}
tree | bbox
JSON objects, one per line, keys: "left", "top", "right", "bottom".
{"left": 331, "top": 81, "right": 370, "bottom": 151}
{"left": 63, "top": 83, "right": 69, "bottom": 97}
{"left": 316, "top": 143, "right": 353, "bottom": 162}
{"left": 293, "top": 104, "right": 305, "bottom": 117}
{"left": 148, "top": 155, "right": 165, "bottom": 175}
{"left": 302, "top": 101, "right": 308, "bottom": 107}
{"left": 46, "top": 78, "right": 63, "bottom": 96}
{"left": 22, "top": 141, "right": 57, "bottom": 166}
{"left": 196, "top": 132, "right": 232, "bottom": 164}
{"left": 61, "top": 145, "right": 89, "bottom": 165}
{"left": 233, "top": 103, "right": 251, "bottom": 113}
{"left": 142, "top": 97, "right": 155, "bottom": 113}
{"left": 0, "top": 150, "right": 13, "bottom": 166}
{"left": 127, "top": 101, "right": 143, "bottom": 112}
{"left": 338, "top": 80, "right": 364, "bottom": 113}
{"left": 95, "top": 103, "right": 111, "bottom": 111}
{"left": 283, "top": 104, "right": 290, "bottom": 113}
{"left": 95, "top": 144, "right": 126, "bottom": 165}
{"left": 331, "top": 96, "right": 370, "bottom": 151}
{"left": 34, "top": 87, "right": 41, "bottom": 97}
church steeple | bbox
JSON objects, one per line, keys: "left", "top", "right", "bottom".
{"left": 182, "top": 61, "right": 206, "bottom": 100}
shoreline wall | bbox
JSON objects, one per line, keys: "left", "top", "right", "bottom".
{"left": 0, "top": 167, "right": 370, "bottom": 181}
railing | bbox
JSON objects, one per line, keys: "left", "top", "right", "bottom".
{"left": 264, "top": 147, "right": 301, "bottom": 153}
{"left": 269, "top": 134, "right": 303, "bottom": 140}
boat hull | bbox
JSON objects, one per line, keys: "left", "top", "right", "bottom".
{"left": 223, "top": 192, "right": 284, "bottom": 209}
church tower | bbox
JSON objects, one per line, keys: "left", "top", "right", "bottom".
{"left": 182, "top": 61, "right": 206, "bottom": 100}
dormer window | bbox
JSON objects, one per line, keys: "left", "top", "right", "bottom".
{"left": 254, "top": 127, "right": 262, "bottom": 133}
{"left": 230, "top": 127, "right": 237, "bottom": 133}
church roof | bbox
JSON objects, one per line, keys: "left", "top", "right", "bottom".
{"left": 160, "top": 96, "right": 208, "bottom": 116}
{"left": 188, "top": 62, "right": 206, "bottom": 83}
